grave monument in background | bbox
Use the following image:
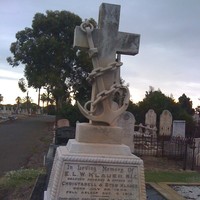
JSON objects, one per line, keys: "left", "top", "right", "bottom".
{"left": 159, "top": 110, "right": 173, "bottom": 137}
{"left": 117, "top": 111, "right": 136, "bottom": 153}
{"left": 172, "top": 120, "right": 185, "bottom": 138}
{"left": 44, "top": 3, "right": 146, "bottom": 200}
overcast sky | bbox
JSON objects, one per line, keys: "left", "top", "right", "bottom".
{"left": 0, "top": 0, "right": 200, "bottom": 108}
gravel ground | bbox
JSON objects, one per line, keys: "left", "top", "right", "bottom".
{"left": 171, "top": 185, "right": 200, "bottom": 200}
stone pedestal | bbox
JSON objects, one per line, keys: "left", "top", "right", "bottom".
{"left": 44, "top": 123, "right": 146, "bottom": 200}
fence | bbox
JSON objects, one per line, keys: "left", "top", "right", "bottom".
{"left": 134, "top": 135, "right": 200, "bottom": 170}
{"left": 134, "top": 134, "right": 161, "bottom": 156}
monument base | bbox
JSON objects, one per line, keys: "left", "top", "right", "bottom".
{"left": 44, "top": 124, "right": 146, "bottom": 200}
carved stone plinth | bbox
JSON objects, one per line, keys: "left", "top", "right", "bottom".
{"left": 44, "top": 124, "right": 146, "bottom": 200}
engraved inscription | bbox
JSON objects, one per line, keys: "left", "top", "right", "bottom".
{"left": 59, "top": 162, "right": 139, "bottom": 200}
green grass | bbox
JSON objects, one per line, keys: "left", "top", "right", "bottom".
{"left": 0, "top": 168, "right": 44, "bottom": 189}
{"left": 145, "top": 170, "right": 200, "bottom": 183}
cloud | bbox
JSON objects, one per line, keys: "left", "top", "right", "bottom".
{"left": 0, "top": 76, "right": 18, "bottom": 81}
{"left": 0, "top": 0, "right": 200, "bottom": 107}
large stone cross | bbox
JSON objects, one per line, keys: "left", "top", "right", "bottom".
{"left": 74, "top": 3, "right": 140, "bottom": 125}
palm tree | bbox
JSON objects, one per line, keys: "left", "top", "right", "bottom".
{"left": 40, "top": 93, "right": 48, "bottom": 108}
{"left": 15, "top": 96, "right": 22, "bottom": 114}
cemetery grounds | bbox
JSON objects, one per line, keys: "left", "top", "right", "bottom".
{"left": 0, "top": 118, "right": 200, "bottom": 199}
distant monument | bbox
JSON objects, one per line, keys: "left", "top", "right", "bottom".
{"left": 145, "top": 109, "right": 157, "bottom": 128}
{"left": 44, "top": 3, "right": 146, "bottom": 200}
{"left": 159, "top": 110, "right": 173, "bottom": 137}
{"left": 117, "top": 111, "right": 136, "bottom": 153}
{"left": 172, "top": 120, "right": 185, "bottom": 138}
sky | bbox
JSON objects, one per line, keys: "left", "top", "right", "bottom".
{"left": 0, "top": 0, "right": 200, "bottom": 108}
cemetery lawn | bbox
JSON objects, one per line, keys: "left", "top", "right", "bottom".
{"left": 143, "top": 156, "right": 200, "bottom": 183}
{"left": 0, "top": 168, "right": 44, "bottom": 199}
{"left": 0, "top": 116, "right": 199, "bottom": 198}
{"left": 145, "top": 171, "right": 200, "bottom": 183}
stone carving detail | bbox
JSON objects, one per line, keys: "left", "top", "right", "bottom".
{"left": 74, "top": 3, "right": 140, "bottom": 125}
{"left": 46, "top": 146, "right": 146, "bottom": 200}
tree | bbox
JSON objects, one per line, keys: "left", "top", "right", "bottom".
{"left": 40, "top": 93, "right": 48, "bottom": 108}
{"left": 7, "top": 11, "right": 93, "bottom": 117}
{"left": 18, "top": 78, "right": 27, "bottom": 93}
{"left": 15, "top": 96, "right": 22, "bottom": 104}
{"left": 178, "top": 93, "right": 195, "bottom": 115}
{"left": 18, "top": 78, "right": 31, "bottom": 113}
{"left": 71, "top": 51, "right": 92, "bottom": 105}
{"left": 15, "top": 96, "right": 22, "bottom": 113}
{"left": 131, "top": 87, "right": 196, "bottom": 136}
{"left": 137, "top": 88, "right": 177, "bottom": 124}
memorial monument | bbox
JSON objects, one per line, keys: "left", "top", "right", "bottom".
{"left": 44, "top": 3, "right": 146, "bottom": 200}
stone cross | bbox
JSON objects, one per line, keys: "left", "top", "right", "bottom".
{"left": 74, "top": 3, "right": 140, "bottom": 125}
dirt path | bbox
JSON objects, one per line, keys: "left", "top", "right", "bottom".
{"left": 0, "top": 115, "right": 55, "bottom": 177}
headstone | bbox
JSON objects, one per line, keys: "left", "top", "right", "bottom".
{"left": 159, "top": 110, "right": 172, "bottom": 136}
{"left": 37, "top": 108, "right": 41, "bottom": 115}
{"left": 57, "top": 119, "right": 70, "bottom": 128}
{"left": 3, "top": 105, "right": 6, "bottom": 113}
{"left": 11, "top": 107, "right": 14, "bottom": 114}
{"left": 195, "top": 138, "right": 200, "bottom": 166}
{"left": 145, "top": 109, "right": 157, "bottom": 136}
{"left": 145, "top": 109, "right": 156, "bottom": 128}
{"left": 172, "top": 120, "right": 185, "bottom": 138}
{"left": 196, "top": 153, "right": 200, "bottom": 167}
{"left": 44, "top": 3, "right": 146, "bottom": 200}
{"left": 117, "top": 111, "right": 135, "bottom": 153}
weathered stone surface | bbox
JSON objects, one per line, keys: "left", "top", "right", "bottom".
{"left": 117, "top": 111, "right": 135, "bottom": 153}
{"left": 44, "top": 140, "right": 146, "bottom": 200}
{"left": 44, "top": 3, "right": 146, "bottom": 200}
{"left": 57, "top": 119, "right": 70, "bottom": 128}
{"left": 74, "top": 3, "right": 140, "bottom": 125}
{"left": 159, "top": 110, "right": 172, "bottom": 136}
{"left": 75, "top": 123, "right": 123, "bottom": 144}
{"left": 145, "top": 109, "right": 156, "bottom": 128}
{"left": 172, "top": 120, "right": 185, "bottom": 137}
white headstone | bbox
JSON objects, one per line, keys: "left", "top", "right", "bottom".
{"left": 3, "top": 105, "right": 6, "bottom": 113}
{"left": 37, "top": 108, "right": 41, "bottom": 115}
{"left": 145, "top": 109, "right": 157, "bottom": 136}
{"left": 44, "top": 3, "right": 146, "bottom": 200}
{"left": 159, "top": 110, "right": 172, "bottom": 136}
{"left": 117, "top": 111, "right": 135, "bottom": 153}
{"left": 44, "top": 136, "right": 146, "bottom": 200}
{"left": 172, "top": 120, "right": 185, "bottom": 137}
{"left": 145, "top": 109, "right": 156, "bottom": 128}
{"left": 11, "top": 107, "right": 14, "bottom": 113}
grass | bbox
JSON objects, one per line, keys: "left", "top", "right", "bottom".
{"left": 0, "top": 168, "right": 44, "bottom": 189}
{"left": 145, "top": 170, "right": 200, "bottom": 183}
{"left": 1, "top": 168, "right": 199, "bottom": 192}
